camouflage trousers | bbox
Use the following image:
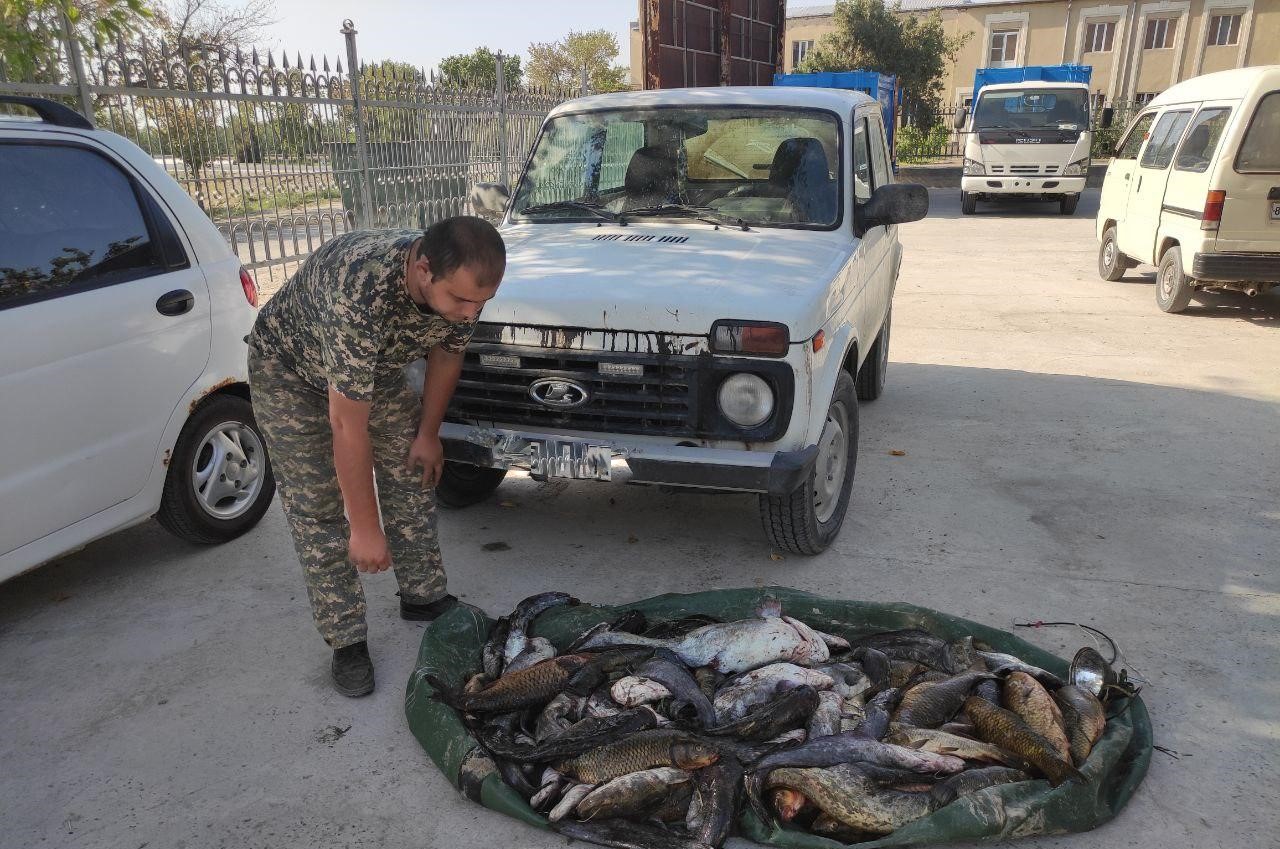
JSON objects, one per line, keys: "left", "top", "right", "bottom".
{"left": 248, "top": 347, "right": 447, "bottom": 648}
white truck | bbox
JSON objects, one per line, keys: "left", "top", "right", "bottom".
{"left": 954, "top": 66, "right": 1103, "bottom": 216}
{"left": 441, "top": 86, "right": 928, "bottom": 554}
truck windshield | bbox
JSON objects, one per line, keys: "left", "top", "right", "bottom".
{"left": 973, "top": 89, "right": 1090, "bottom": 130}
{"left": 510, "top": 106, "right": 842, "bottom": 228}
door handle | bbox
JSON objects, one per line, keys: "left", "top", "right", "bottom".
{"left": 156, "top": 289, "right": 195, "bottom": 316}
{"left": 1136, "top": 175, "right": 1143, "bottom": 192}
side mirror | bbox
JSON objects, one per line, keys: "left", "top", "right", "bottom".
{"left": 860, "top": 183, "right": 929, "bottom": 231}
{"left": 953, "top": 107, "right": 968, "bottom": 130}
{"left": 469, "top": 182, "right": 510, "bottom": 220}
{"left": 1100, "top": 107, "right": 1114, "bottom": 129}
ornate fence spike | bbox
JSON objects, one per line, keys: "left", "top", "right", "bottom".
{"left": 251, "top": 47, "right": 260, "bottom": 66}
{"left": 322, "top": 55, "right": 330, "bottom": 73}
{"left": 310, "top": 55, "right": 317, "bottom": 72}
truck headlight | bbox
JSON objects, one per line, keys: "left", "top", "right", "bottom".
{"left": 963, "top": 157, "right": 985, "bottom": 176}
{"left": 1063, "top": 157, "right": 1091, "bottom": 176}
{"left": 717, "top": 373, "right": 774, "bottom": 428}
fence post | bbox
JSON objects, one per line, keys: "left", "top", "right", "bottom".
{"left": 61, "top": 12, "right": 95, "bottom": 121}
{"left": 580, "top": 65, "right": 591, "bottom": 96}
{"left": 496, "top": 50, "right": 509, "bottom": 187}
{"left": 341, "top": 19, "right": 375, "bottom": 228}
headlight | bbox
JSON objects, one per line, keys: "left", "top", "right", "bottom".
{"left": 1063, "top": 157, "right": 1091, "bottom": 176}
{"left": 717, "top": 373, "right": 774, "bottom": 429}
{"left": 963, "top": 157, "right": 985, "bottom": 176}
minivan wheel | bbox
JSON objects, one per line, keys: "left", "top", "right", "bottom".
{"left": 961, "top": 191, "right": 977, "bottom": 215}
{"left": 436, "top": 461, "right": 507, "bottom": 508}
{"left": 1156, "top": 247, "right": 1194, "bottom": 313}
{"left": 1060, "top": 194, "right": 1080, "bottom": 215}
{"left": 1098, "top": 226, "right": 1131, "bottom": 281}
{"left": 156, "top": 394, "right": 276, "bottom": 544}
{"left": 759, "top": 371, "right": 858, "bottom": 555}
{"left": 856, "top": 308, "right": 890, "bottom": 401}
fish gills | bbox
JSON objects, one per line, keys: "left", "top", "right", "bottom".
{"left": 964, "top": 697, "right": 1085, "bottom": 787}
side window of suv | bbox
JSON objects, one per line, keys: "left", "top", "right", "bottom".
{"left": 1115, "top": 112, "right": 1156, "bottom": 159}
{"left": 1139, "top": 110, "right": 1193, "bottom": 170}
{"left": 0, "top": 143, "right": 179, "bottom": 309}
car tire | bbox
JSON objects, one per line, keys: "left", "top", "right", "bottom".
{"left": 156, "top": 394, "right": 275, "bottom": 544}
{"left": 436, "top": 461, "right": 507, "bottom": 508}
{"left": 759, "top": 371, "right": 858, "bottom": 555}
{"left": 855, "top": 308, "right": 890, "bottom": 402}
{"left": 1060, "top": 194, "right": 1080, "bottom": 215}
{"left": 1155, "top": 246, "right": 1194, "bottom": 314}
{"left": 1097, "top": 226, "right": 1131, "bottom": 281}
{"left": 961, "top": 191, "right": 977, "bottom": 215}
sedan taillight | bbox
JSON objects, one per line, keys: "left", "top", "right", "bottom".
{"left": 239, "top": 267, "right": 259, "bottom": 307}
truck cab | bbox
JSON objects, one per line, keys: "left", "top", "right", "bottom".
{"left": 955, "top": 66, "right": 1095, "bottom": 215}
{"left": 433, "top": 86, "right": 928, "bottom": 554}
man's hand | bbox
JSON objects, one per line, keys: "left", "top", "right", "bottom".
{"left": 408, "top": 431, "right": 445, "bottom": 489}
{"left": 349, "top": 526, "right": 392, "bottom": 573}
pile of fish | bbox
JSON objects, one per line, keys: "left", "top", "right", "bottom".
{"left": 427, "top": 593, "right": 1115, "bottom": 849}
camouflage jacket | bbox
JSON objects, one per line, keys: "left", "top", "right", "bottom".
{"left": 250, "top": 230, "right": 477, "bottom": 402}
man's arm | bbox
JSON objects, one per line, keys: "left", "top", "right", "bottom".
{"left": 329, "top": 388, "right": 390, "bottom": 572}
{"left": 407, "top": 347, "right": 465, "bottom": 488}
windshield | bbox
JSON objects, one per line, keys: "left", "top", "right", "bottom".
{"left": 973, "top": 88, "right": 1090, "bottom": 130}
{"left": 510, "top": 106, "right": 842, "bottom": 228}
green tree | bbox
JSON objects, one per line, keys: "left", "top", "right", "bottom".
{"left": 439, "top": 46, "right": 522, "bottom": 91}
{"left": 0, "top": 0, "right": 151, "bottom": 83}
{"left": 799, "top": 0, "right": 970, "bottom": 125}
{"left": 527, "top": 29, "right": 628, "bottom": 92}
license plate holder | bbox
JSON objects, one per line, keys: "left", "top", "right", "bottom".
{"left": 489, "top": 437, "right": 612, "bottom": 481}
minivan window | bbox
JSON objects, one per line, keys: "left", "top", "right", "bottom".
{"left": 1236, "top": 91, "right": 1280, "bottom": 173}
{"left": 1139, "top": 110, "right": 1192, "bottom": 170}
{"left": 1115, "top": 112, "right": 1156, "bottom": 159}
{"left": 0, "top": 144, "right": 164, "bottom": 308}
{"left": 1174, "top": 107, "right": 1231, "bottom": 173}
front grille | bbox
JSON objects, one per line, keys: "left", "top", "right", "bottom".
{"left": 449, "top": 343, "right": 698, "bottom": 436}
{"left": 990, "top": 165, "right": 1057, "bottom": 176}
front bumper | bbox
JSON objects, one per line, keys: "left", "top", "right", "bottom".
{"left": 961, "top": 175, "right": 1085, "bottom": 195}
{"left": 1192, "top": 252, "right": 1280, "bottom": 283}
{"left": 440, "top": 422, "right": 817, "bottom": 496}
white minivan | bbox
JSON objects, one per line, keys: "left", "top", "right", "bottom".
{"left": 1096, "top": 66, "right": 1280, "bottom": 312}
{"left": 0, "top": 97, "right": 276, "bottom": 582}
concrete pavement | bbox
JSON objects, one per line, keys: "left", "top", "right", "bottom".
{"left": 2, "top": 189, "right": 1277, "bottom": 849}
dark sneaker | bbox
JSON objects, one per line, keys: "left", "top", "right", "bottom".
{"left": 399, "top": 592, "right": 458, "bottom": 622}
{"left": 331, "top": 640, "right": 374, "bottom": 697}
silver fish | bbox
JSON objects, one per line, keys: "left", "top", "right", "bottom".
{"left": 611, "top": 676, "right": 672, "bottom": 707}
{"left": 505, "top": 636, "right": 556, "bottom": 675}
{"left": 582, "top": 616, "right": 830, "bottom": 674}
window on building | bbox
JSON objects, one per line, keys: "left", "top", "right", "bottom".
{"left": 1144, "top": 17, "right": 1176, "bottom": 49}
{"left": 792, "top": 40, "right": 814, "bottom": 67}
{"left": 1135, "top": 92, "right": 1157, "bottom": 107}
{"left": 988, "top": 29, "right": 1019, "bottom": 67}
{"left": 1206, "top": 14, "right": 1242, "bottom": 46}
{"left": 1084, "top": 21, "right": 1116, "bottom": 53}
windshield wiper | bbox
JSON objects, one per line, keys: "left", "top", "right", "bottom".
{"left": 623, "top": 203, "right": 751, "bottom": 231}
{"left": 519, "top": 200, "right": 620, "bottom": 222}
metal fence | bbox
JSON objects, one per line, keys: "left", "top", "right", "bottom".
{"left": 0, "top": 18, "right": 578, "bottom": 294}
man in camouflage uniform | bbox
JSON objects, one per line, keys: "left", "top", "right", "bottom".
{"left": 248, "top": 217, "right": 505, "bottom": 696}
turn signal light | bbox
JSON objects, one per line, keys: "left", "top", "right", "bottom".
{"left": 812, "top": 330, "right": 825, "bottom": 353}
{"left": 711, "top": 321, "right": 789, "bottom": 357}
{"left": 1201, "top": 190, "right": 1225, "bottom": 230}
{"left": 240, "top": 267, "right": 259, "bottom": 307}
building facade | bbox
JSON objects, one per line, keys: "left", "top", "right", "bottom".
{"left": 785, "top": 0, "right": 1280, "bottom": 106}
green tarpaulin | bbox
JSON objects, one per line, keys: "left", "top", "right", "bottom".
{"left": 405, "top": 587, "right": 1152, "bottom": 847}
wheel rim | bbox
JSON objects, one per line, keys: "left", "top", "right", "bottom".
{"left": 192, "top": 420, "right": 266, "bottom": 520}
{"left": 1159, "top": 263, "right": 1177, "bottom": 301}
{"left": 812, "top": 402, "right": 849, "bottom": 525}
{"left": 1103, "top": 240, "right": 1115, "bottom": 269}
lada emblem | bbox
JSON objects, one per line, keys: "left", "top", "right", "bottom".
{"left": 529, "top": 377, "right": 591, "bottom": 409}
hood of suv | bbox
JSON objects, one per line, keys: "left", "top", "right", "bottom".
{"left": 484, "top": 223, "right": 850, "bottom": 340}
